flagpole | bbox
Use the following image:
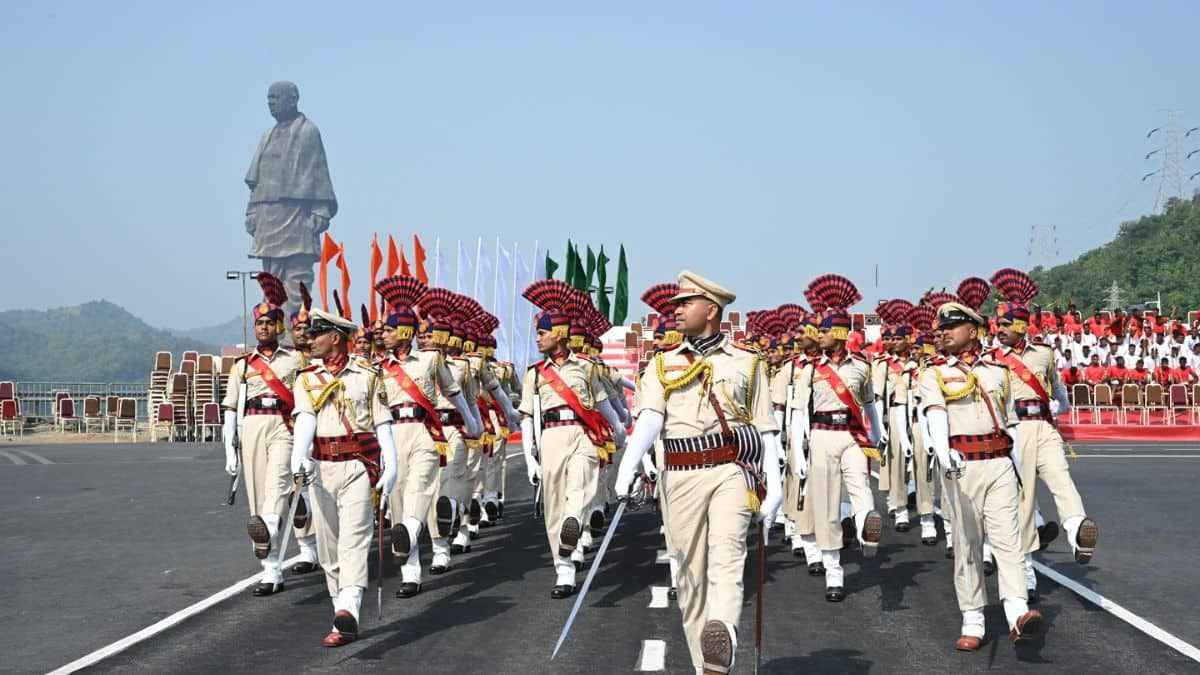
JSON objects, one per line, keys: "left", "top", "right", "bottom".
{"left": 525, "top": 240, "right": 540, "bottom": 369}
{"left": 473, "top": 237, "right": 483, "bottom": 300}
{"left": 434, "top": 238, "right": 442, "bottom": 287}
{"left": 456, "top": 240, "right": 463, "bottom": 293}
{"left": 509, "top": 241, "right": 520, "bottom": 365}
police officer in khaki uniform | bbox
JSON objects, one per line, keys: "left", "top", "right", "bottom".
{"left": 374, "top": 275, "right": 476, "bottom": 597}
{"left": 990, "top": 268, "right": 1098, "bottom": 601}
{"left": 917, "top": 280, "right": 1043, "bottom": 651}
{"left": 519, "top": 280, "right": 626, "bottom": 595}
{"left": 616, "top": 271, "right": 782, "bottom": 675}
{"left": 794, "top": 274, "right": 884, "bottom": 602}
{"left": 904, "top": 304, "right": 943, "bottom": 547}
{"left": 289, "top": 308, "right": 399, "bottom": 647}
{"left": 462, "top": 315, "right": 520, "bottom": 541}
{"left": 872, "top": 300, "right": 916, "bottom": 533}
{"left": 221, "top": 273, "right": 315, "bottom": 596}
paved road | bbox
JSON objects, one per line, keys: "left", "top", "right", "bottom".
{"left": 2, "top": 440, "right": 1197, "bottom": 674}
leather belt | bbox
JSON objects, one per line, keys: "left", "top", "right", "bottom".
{"left": 390, "top": 403, "right": 427, "bottom": 423}
{"left": 245, "top": 396, "right": 290, "bottom": 415}
{"left": 949, "top": 431, "right": 1013, "bottom": 461}
{"left": 1014, "top": 399, "right": 1053, "bottom": 422}
{"left": 811, "top": 409, "right": 852, "bottom": 429}
{"left": 438, "top": 410, "right": 465, "bottom": 426}
{"left": 541, "top": 406, "right": 581, "bottom": 426}
{"left": 312, "top": 435, "right": 376, "bottom": 461}
{"left": 663, "top": 444, "right": 738, "bottom": 469}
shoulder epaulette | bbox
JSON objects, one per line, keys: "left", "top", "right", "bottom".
{"left": 850, "top": 351, "right": 870, "bottom": 363}
{"left": 731, "top": 342, "right": 758, "bottom": 354}
{"left": 300, "top": 364, "right": 321, "bottom": 373}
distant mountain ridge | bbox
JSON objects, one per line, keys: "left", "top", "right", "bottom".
{"left": 173, "top": 315, "right": 245, "bottom": 349}
{"left": 0, "top": 300, "right": 219, "bottom": 382}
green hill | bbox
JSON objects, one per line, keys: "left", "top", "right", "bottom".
{"left": 0, "top": 301, "right": 219, "bottom": 382}
{"left": 1031, "top": 195, "right": 1200, "bottom": 315}
{"left": 173, "top": 315, "right": 244, "bottom": 348}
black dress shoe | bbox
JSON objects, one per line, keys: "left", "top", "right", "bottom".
{"left": 1038, "top": 521, "right": 1060, "bottom": 551}
{"left": 247, "top": 516, "right": 271, "bottom": 560}
{"left": 895, "top": 521, "right": 911, "bottom": 533}
{"left": 558, "top": 516, "right": 582, "bottom": 557}
{"left": 589, "top": 510, "right": 605, "bottom": 538}
{"left": 497, "top": 501, "right": 504, "bottom": 519}
{"left": 450, "top": 543, "right": 471, "bottom": 555}
{"left": 907, "top": 491, "right": 917, "bottom": 509}
{"left": 290, "top": 561, "right": 319, "bottom": 575}
{"left": 1027, "top": 587, "right": 1039, "bottom": 604}
{"left": 668, "top": 586, "right": 677, "bottom": 599}
{"left": 468, "top": 499, "right": 482, "bottom": 525}
{"left": 807, "top": 562, "right": 826, "bottom": 576}
{"left": 484, "top": 501, "right": 499, "bottom": 523}
{"left": 392, "top": 523, "right": 412, "bottom": 561}
{"left": 841, "top": 517, "right": 855, "bottom": 547}
{"left": 293, "top": 495, "right": 310, "bottom": 529}
{"left": 922, "top": 536, "right": 937, "bottom": 546}
{"left": 430, "top": 564, "right": 449, "bottom": 575}
{"left": 792, "top": 547, "right": 807, "bottom": 562}
{"left": 396, "top": 582, "right": 421, "bottom": 598}
{"left": 435, "top": 497, "right": 455, "bottom": 537}
{"left": 1074, "top": 518, "right": 1099, "bottom": 565}
{"left": 252, "top": 581, "right": 284, "bottom": 596}
{"left": 551, "top": 584, "right": 575, "bottom": 599}
{"left": 468, "top": 529, "right": 479, "bottom": 541}
{"left": 825, "top": 586, "right": 846, "bottom": 602}
{"left": 983, "top": 560, "right": 996, "bottom": 576}
{"left": 945, "top": 548, "right": 954, "bottom": 559}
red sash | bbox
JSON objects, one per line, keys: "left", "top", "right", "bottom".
{"left": 380, "top": 359, "right": 450, "bottom": 466}
{"left": 813, "top": 360, "right": 877, "bottom": 458}
{"left": 991, "top": 348, "right": 1051, "bottom": 405}
{"left": 537, "top": 360, "right": 614, "bottom": 462}
{"left": 245, "top": 353, "right": 296, "bottom": 410}
{"left": 476, "top": 396, "right": 497, "bottom": 456}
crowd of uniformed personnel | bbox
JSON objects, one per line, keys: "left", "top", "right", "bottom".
{"left": 221, "top": 264, "right": 1099, "bottom": 673}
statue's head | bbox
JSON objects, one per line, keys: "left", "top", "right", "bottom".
{"left": 267, "top": 81, "right": 300, "bottom": 122}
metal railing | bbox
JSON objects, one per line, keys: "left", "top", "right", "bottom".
{"left": 13, "top": 382, "right": 150, "bottom": 422}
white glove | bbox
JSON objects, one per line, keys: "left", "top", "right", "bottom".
{"left": 450, "top": 392, "right": 484, "bottom": 438}
{"left": 924, "top": 407, "right": 957, "bottom": 474}
{"left": 788, "top": 410, "right": 809, "bottom": 479}
{"left": 290, "top": 412, "right": 316, "bottom": 477}
{"left": 375, "top": 422, "right": 398, "bottom": 497}
{"left": 948, "top": 449, "right": 965, "bottom": 473}
{"left": 900, "top": 428, "right": 914, "bottom": 459}
{"left": 615, "top": 410, "right": 664, "bottom": 498}
{"left": 222, "top": 410, "right": 238, "bottom": 476}
{"left": 1049, "top": 399, "right": 1061, "bottom": 416}
{"left": 757, "top": 431, "right": 783, "bottom": 526}
{"left": 597, "top": 399, "right": 626, "bottom": 448}
{"left": 868, "top": 400, "right": 885, "bottom": 446}
{"left": 640, "top": 453, "right": 658, "bottom": 481}
{"left": 520, "top": 417, "right": 540, "bottom": 485}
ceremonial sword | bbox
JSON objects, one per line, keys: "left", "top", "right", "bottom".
{"left": 225, "top": 365, "right": 249, "bottom": 506}
{"left": 274, "top": 470, "right": 307, "bottom": 578}
{"left": 551, "top": 499, "right": 628, "bottom": 660}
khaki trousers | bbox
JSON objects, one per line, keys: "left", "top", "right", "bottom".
{"left": 427, "top": 426, "right": 468, "bottom": 534}
{"left": 483, "top": 438, "right": 506, "bottom": 497}
{"left": 241, "top": 414, "right": 293, "bottom": 519}
{"left": 943, "top": 457, "right": 1026, "bottom": 611}
{"left": 662, "top": 463, "right": 753, "bottom": 669}
{"left": 540, "top": 425, "right": 599, "bottom": 556}
{"left": 387, "top": 421, "right": 441, "bottom": 527}
{"left": 877, "top": 407, "right": 908, "bottom": 511}
{"left": 311, "top": 458, "right": 374, "bottom": 598}
{"left": 1016, "top": 419, "right": 1086, "bottom": 552}
{"left": 808, "top": 429, "right": 874, "bottom": 550}
{"left": 911, "top": 424, "right": 936, "bottom": 516}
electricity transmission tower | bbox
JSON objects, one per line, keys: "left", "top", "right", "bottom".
{"left": 1144, "top": 110, "right": 1198, "bottom": 212}
{"left": 1027, "top": 223, "right": 1059, "bottom": 270}
{"left": 1105, "top": 281, "right": 1124, "bottom": 311}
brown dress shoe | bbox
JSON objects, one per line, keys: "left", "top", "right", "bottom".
{"left": 862, "top": 510, "right": 883, "bottom": 559}
{"left": 700, "top": 620, "right": 733, "bottom": 673}
{"left": 1010, "top": 609, "right": 1044, "bottom": 643}
{"left": 323, "top": 610, "right": 358, "bottom": 647}
{"left": 955, "top": 635, "right": 982, "bottom": 651}
{"left": 1075, "top": 518, "right": 1099, "bottom": 564}
{"left": 247, "top": 516, "right": 271, "bottom": 560}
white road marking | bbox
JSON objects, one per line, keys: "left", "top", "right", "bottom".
{"left": 14, "top": 449, "right": 53, "bottom": 464}
{"left": 47, "top": 554, "right": 302, "bottom": 674}
{"left": 656, "top": 549, "right": 669, "bottom": 564}
{"left": 635, "top": 639, "right": 666, "bottom": 671}
{"left": 0, "top": 450, "right": 27, "bottom": 465}
{"left": 648, "top": 585, "right": 670, "bottom": 608}
{"left": 1033, "top": 561, "right": 1200, "bottom": 663}
{"left": 506, "top": 450, "right": 522, "bottom": 459}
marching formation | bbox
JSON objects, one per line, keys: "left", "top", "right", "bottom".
{"left": 220, "top": 262, "right": 1100, "bottom": 673}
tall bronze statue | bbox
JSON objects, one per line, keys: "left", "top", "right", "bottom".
{"left": 244, "top": 81, "right": 337, "bottom": 320}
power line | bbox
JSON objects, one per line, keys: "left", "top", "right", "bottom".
{"left": 1144, "top": 110, "right": 1198, "bottom": 212}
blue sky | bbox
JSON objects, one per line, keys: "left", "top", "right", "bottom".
{"left": 2, "top": 1, "right": 1197, "bottom": 329}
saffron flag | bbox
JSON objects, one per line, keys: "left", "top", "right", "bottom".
{"left": 413, "top": 235, "right": 429, "bottom": 284}
{"left": 369, "top": 235, "right": 383, "bottom": 323}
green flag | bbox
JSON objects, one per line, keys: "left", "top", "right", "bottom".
{"left": 570, "top": 243, "right": 588, "bottom": 291}
{"left": 584, "top": 246, "right": 597, "bottom": 291}
{"left": 612, "top": 244, "right": 629, "bottom": 325}
{"left": 596, "top": 246, "right": 611, "bottom": 319}
{"left": 545, "top": 251, "right": 559, "bottom": 279}
{"left": 563, "top": 240, "right": 576, "bottom": 283}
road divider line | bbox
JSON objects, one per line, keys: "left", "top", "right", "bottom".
{"left": 635, "top": 639, "right": 666, "bottom": 671}
{"left": 649, "top": 585, "right": 670, "bottom": 609}
{"left": 48, "top": 554, "right": 302, "bottom": 674}
{"left": 1033, "top": 561, "right": 1200, "bottom": 663}
{"left": 0, "top": 450, "right": 27, "bottom": 465}
{"left": 15, "top": 449, "right": 53, "bottom": 464}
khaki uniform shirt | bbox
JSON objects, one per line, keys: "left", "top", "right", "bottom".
{"left": 293, "top": 357, "right": 390, "bottom": 435}
{"left": 770, "top": 354, "right": 815, "bottom": 410}
{"left": 378, "top": 349, "right": 459, "bottom": 407}
{"left": 990, "top": 341, "right": 1061, "bottom": 402}
{"left": 917, "top": 354, "right": 1017, "bottom": 435}
{"left": 871, "top": 354, "right": 907, "bottom": 406}
{"left": 637, "top": 336, "right": 776, "bottom": 439}
{"left": 437, "top": 355, "right": 476, "bottom": 411}
{"left": 795, "top": 350, "right": 873, "bottom": 414}
{"left": 519, "top": 352, "right": 607, "bottom": 416}
{"left": 221, "top": 346, "right": 302, "bottom": 409}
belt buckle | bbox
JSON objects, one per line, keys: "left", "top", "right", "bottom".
{"left": 396, "top": 407, "right": 415, "bottom": 419}
{"left": 1026, "top": 404, "right": 1041, "bottom": 416}
{"left": 560, "top": 410, "right": 576, "bottom": 421}
{"left": 262, "top": 397, "right": 277, "bottom": 409}
{"left": 327, "top": 441, "right": 345, "bottom": 456}
{"left": 440, "top": 413, "right": 451, "bottom": 423}
{"left": 831, "top": 413, "right": 848, "bottom": 425}
{"left": 699, "top": 448, "right": 716, "bottom": 468}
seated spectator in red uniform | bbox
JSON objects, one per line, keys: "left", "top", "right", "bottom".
{"left": 1083, "top": 354, "right": 1107, "bottom": 384}
{"left": 1106, "top": 356, "right": 1130, "bottom": 384}
{"left": 1171, "top": 357, "right": 1197, "bottom": 385}
{"left": 1153, "top": 358, "right": 1174, "bottom": 385}
{"left": 1061, "top": 366, "right": 1082, "bottom": 387}
{"left": 1129, "top": 358, "right": 1152, "bottom": 383}
{"left": 1084, "top": 307, "right": 1107, "bottom": 337}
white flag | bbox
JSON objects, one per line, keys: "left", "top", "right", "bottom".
{"left": 456, "top": 240, "right": 472, "bottom": 294}
{"left": 495, "top": 240, "right": 513, "bottom": 361}
{"left": 474, "top": 237, "right": 492, "bottom": 307}
{"left": 435, "top": 238, "right": 451, "bottom": 288}
{"left": 515, "top": 241, "right": 539, "bottom": 370}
